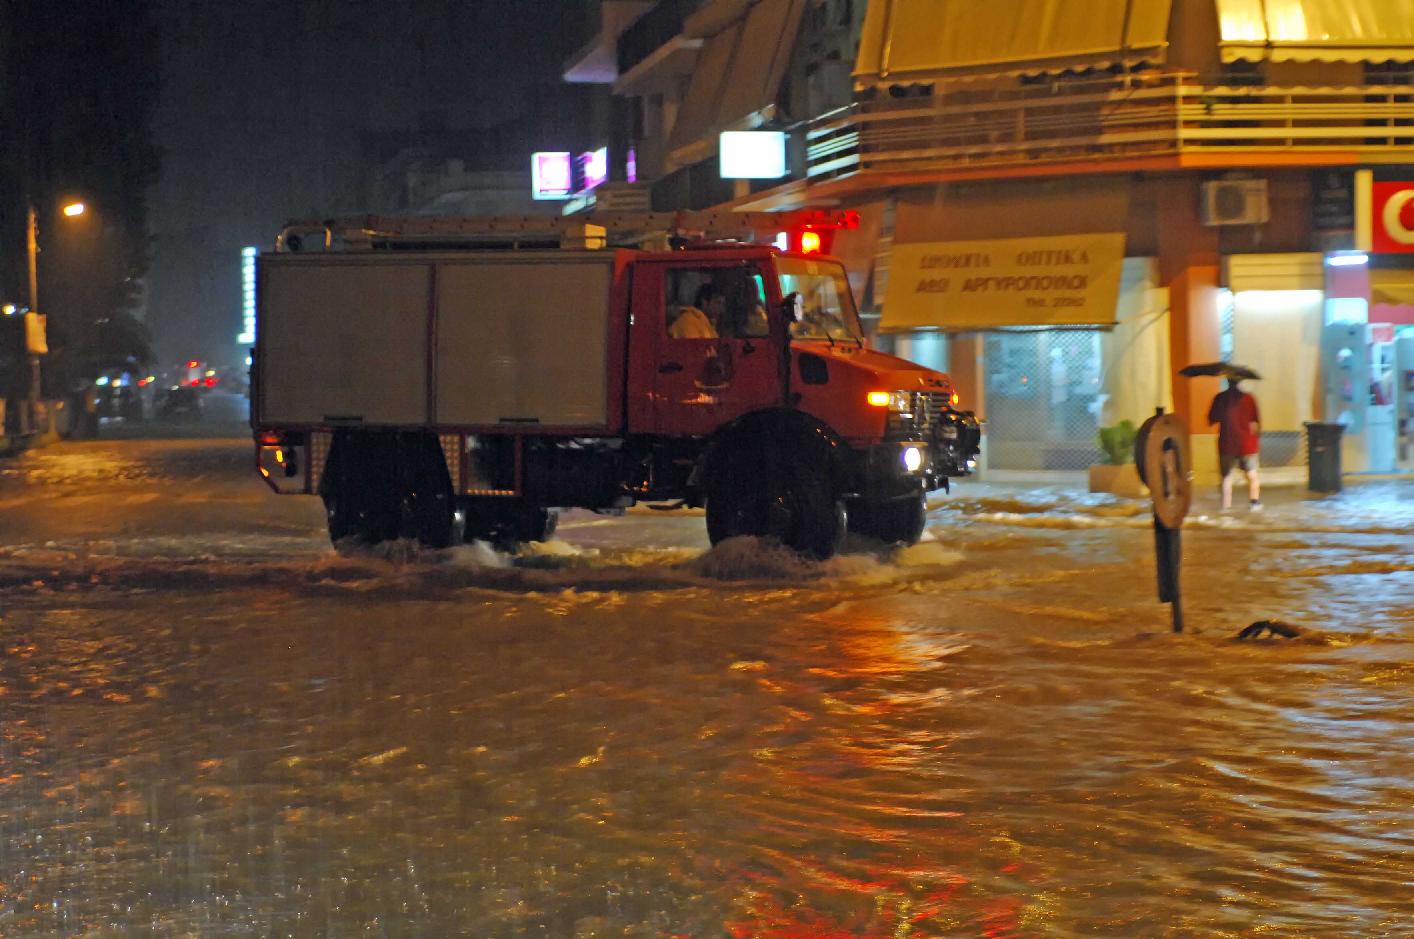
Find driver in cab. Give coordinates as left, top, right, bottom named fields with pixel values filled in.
left=669, top=284, right=726, bottom=339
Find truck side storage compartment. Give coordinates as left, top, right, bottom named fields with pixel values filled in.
left=258, top=250, right=621, bottom=550
left=434, top=257, right=613, bottom=427
left=259, top=259, right=431, bottom=426
left=259, top=252, right=618, bottom=431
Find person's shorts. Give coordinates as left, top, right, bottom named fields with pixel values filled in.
left=1220, top=453, right=1259, bottom=477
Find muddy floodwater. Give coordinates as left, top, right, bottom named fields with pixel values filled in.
left=0, top=437, right=1411, bottom=936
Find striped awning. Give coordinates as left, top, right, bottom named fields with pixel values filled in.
left=666, top=0, right=806, bottom=162
left=1217, top=0, right=1414, bottom=63
left=854, top=0, right=1173, bottom=86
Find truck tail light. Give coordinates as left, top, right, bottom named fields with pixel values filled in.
left=257, top=433, right=308, bottom=493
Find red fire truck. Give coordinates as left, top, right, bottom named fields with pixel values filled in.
left=252, top=212, right=979, bottom=559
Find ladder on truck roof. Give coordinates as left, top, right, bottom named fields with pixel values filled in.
left=275, top=209, right=858, bottom=253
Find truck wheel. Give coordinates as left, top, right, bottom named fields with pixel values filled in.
left=459, top=499, right=557, bottom=549
left=706, top=449, right=847, bottom=560
left=853, top=491, right=928, bottom=546
left=397, top=433, right=456, bottom=549
left=515, top=505, right=558, bottom=543
left=323, top=479, right=400, bottom=546
left=321, top=431, right=452, bottom=549
left=321, top=432, right=401, bottom=546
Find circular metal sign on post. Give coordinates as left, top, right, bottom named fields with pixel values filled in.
left=1135, top=411, right=1192, bottom=529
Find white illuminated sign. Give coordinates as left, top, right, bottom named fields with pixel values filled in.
left=720, top=131, right=787, bottom=179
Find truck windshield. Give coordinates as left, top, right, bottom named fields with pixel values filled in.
left=778, top=258, right=863, bottom=342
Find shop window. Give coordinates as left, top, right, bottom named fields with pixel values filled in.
left=983, top=327, right=1105, bottom=470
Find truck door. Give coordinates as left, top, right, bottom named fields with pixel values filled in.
left=636, top=260, right=782, bottom=436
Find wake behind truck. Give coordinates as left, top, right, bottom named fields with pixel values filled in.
left=252, top=212, right=979, bottom=559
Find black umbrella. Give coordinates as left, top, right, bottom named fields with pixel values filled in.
left=1178, top=361, right=1261, bottom=381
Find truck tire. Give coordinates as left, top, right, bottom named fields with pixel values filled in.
left=851, top=490, right=927, bottom=546
left=706, top=447, right=847, bottom=560
left=460, top=498, right=558, bottom=549
left=399, top=434, right=456, bottom=549
left=321, top=432, right=402, bottom=546
left=321, top=431, right=454, bottom=549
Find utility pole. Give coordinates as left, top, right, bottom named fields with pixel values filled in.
left=26, top=202, right=41, bottom=408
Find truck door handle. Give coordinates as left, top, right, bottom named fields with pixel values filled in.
left=659, top=362, right=684, bottom=374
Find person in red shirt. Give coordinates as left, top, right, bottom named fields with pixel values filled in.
left=1207, top=378, right=1262, bottom=511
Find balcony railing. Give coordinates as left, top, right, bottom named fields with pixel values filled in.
left=806, top=72, right=1414, bottom=180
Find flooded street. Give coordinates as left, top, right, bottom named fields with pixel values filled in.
left=1, top=435, right=1410, bottom=936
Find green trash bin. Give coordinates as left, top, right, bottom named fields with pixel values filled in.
left=1304, top=421, right=1344, bottom=493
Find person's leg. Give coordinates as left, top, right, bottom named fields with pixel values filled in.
left=1219, top=457, right=1235, bottom=510
left=1247, top=455, right=1261, bottom=507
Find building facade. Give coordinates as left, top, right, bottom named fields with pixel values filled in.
left=568, top=0, right=1414, bottom=477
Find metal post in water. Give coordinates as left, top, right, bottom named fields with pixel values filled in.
left=1136, top=408, right=1192, bottom=633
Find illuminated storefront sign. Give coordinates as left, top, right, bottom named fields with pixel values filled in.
left=238, top=246, right=256, bottom=345
left=1371, top=181, right=1414, bottom=252
left=719, top=131, right=787, bottom=179
left=881, top=233, right=1127, bottom=330
left=531, top=152, right=573, bottom=200
left=579, top=148, right=608, bottom=191
left=1356, top=171, right=1414, bottom=254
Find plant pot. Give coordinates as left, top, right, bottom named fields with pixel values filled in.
left=1087, top=463, right=1149, bottom=498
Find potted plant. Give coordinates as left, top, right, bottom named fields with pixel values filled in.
left=1088, top=420, right=1148, bottom=497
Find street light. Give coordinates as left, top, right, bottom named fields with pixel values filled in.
left=24, top=198, right=87, bottom=410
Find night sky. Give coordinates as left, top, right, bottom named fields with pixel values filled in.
left=146, top=0, right=587, bottom=368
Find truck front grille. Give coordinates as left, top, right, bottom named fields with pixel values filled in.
left=887, top=391, right=954, bottom=437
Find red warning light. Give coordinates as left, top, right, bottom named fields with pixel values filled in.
left=799, top=230, right=823, bottom=254
left=186, top=360, right=200, bottom=369
left=204, top=376, right=218, bottom=387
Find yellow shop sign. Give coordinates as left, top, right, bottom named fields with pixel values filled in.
left=881, top=233, right=1127, bottom=330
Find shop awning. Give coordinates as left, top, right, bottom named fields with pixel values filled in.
left=1216, top=0, right=1414, bottom=63
left=666, top=0, right=805, bottom=162
left=1224, top=253, right=1324, bottom=292
left=854, top=0, right=1172, bottom=86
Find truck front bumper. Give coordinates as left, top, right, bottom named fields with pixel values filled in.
left=860, top=409, right=981, bottom=498
left=860, top=441, right=931, bottom=500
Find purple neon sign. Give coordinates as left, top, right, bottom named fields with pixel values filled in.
left=531, top=152, right=572, bottom=200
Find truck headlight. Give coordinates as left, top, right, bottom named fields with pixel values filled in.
left=866, top=390, right=913, bottom=413
left=902, top=446, right=923, bottom=473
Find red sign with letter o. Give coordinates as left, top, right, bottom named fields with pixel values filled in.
left=1372, top=182, right=1414, bottom=253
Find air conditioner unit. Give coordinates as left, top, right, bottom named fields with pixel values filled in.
left=1201, top=179, right=1270, bottom=226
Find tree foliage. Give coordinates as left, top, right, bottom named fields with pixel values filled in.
left=0, top=0, right=162, bottom=391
